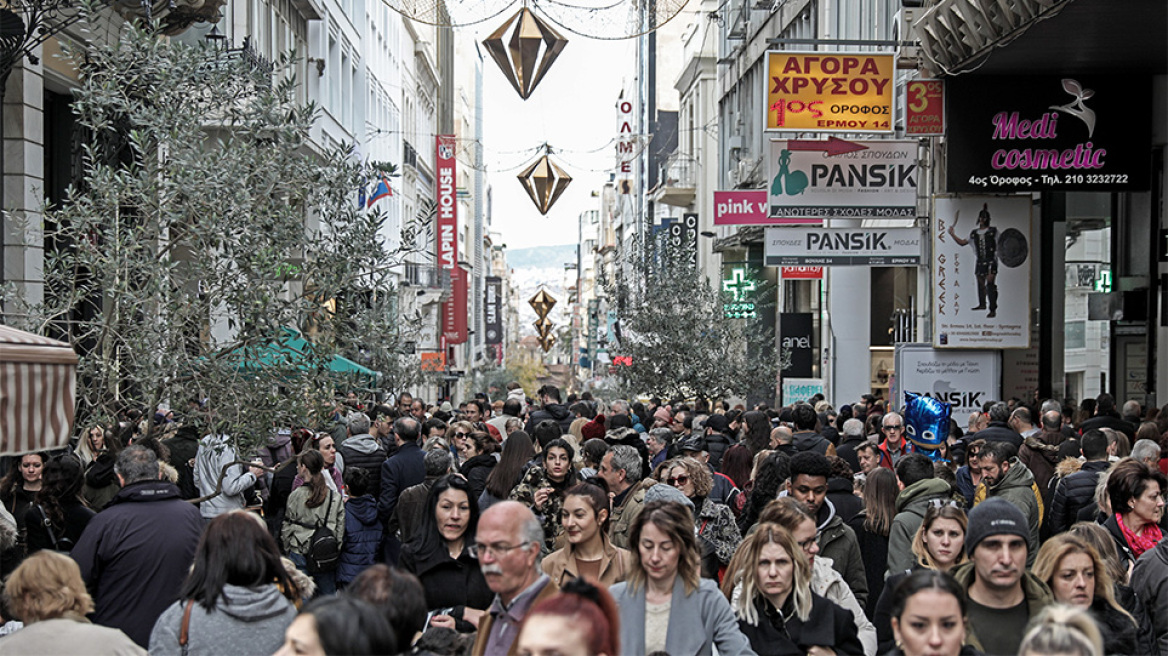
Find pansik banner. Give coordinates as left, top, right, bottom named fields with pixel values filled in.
left=436, top=135, right=466, bottom=344
left=767, top=139, right=917, bottom=221
left=765, top=227, right=922, bottom=267
left=484, top=276, right=503, bottom=345
left=932, top=196, right=1032, bottom=348
left=893, top=344, right=1001, bottom=429
left=765, top=52, right=894, bottom=132
left=946, top=76, right=1151, bottom=192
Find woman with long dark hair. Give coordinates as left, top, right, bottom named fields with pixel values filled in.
left=543, top=482, right=631, bottom=587
left=886, top=570, right=978, bottom=656
left=149, top=511, right=297, bottom=655
left=741, top=410, right=773, bottom=455
left=1, top=451, right=47, bottom=561
left=738, top=452, right=790, bottom=534
left=459, top=430, right=498, bottom=501
left=847, top=466, right=896, bottom=617
left=282, top=449, right=344, bottom=596
left=480, top=430, right=535, bottom=511
left=510, top=437, right=579, bottom=550
left=25, top=454, right=94, bottom=555
left=81, top=429, right=125, bottom=511
left=399, top=473, right=491, bottom=633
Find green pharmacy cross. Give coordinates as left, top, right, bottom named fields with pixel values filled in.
left=722, top=268, right=757, bottom=301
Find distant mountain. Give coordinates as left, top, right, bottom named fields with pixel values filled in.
left=505, top=244, right=578, bottom=271
left=505, top=244, right=578, bottom=336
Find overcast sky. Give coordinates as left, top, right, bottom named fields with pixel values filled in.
left=473, top=20, right=637, bottom=251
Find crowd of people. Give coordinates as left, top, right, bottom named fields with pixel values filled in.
left=0, top=386, right=1166, bottom=655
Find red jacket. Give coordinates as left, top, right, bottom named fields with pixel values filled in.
left=877, top=438, right=916, bottom=470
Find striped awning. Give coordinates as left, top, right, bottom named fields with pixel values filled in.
left=0, top=325, right=78, bottom=456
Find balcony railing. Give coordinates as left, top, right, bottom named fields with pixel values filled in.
left=653, top=152, right=698, bottom=207
left=405, top=262, right=449, bottom=288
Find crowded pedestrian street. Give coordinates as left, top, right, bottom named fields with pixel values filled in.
left=0, top=0, right=1164, bottom=654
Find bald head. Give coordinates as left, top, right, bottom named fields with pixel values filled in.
left=770, top=426, right=792, bottom=447
left=476, top=501, right=544, bottom=604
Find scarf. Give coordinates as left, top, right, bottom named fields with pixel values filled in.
left=1117, top=512, right=1162, bottom=558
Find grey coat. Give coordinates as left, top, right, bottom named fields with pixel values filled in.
left=610, top=576, right=756, bottom=656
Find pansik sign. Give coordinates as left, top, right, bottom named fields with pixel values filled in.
left=436, top=135, right=466, bottom=344
left=485, top=276, right=503, bottom=345
left=893, top=344, right=1001, bottom=429
left=767, top=139, right=917, bottom=220
left=946, top=76, right=1151, bottom=192
left=765, top=227, right=922, bottom=266
left=765, top=52, right=894, bottom=132
left=932, top=196, right=1032, bottom=348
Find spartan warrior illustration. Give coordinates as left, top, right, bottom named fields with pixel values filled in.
left=948, top=203, right=999, bottom=318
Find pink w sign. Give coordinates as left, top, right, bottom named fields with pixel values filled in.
left=713, top=190, right=821, bottom=225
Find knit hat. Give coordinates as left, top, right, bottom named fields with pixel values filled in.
left=653, top=407, right=673, bottom=425
left=581, top=414, right=606, bottom=441
left=644, top=482, right=695, bottom=513
left=965, top=498, right=1029, bottom=556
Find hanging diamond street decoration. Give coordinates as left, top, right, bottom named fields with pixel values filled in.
left=517, top=150, right=572, bottom=215
left=482, top=6, right=568, bottom=100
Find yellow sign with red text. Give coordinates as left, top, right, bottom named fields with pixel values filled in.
left=765, top=52, right=895, bottom=133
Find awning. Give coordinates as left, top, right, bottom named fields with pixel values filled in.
left=228, top=328, right=381, bottom=386
left=0, top=325, right=78, bottom=455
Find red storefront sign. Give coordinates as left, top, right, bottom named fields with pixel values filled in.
left=436, top=135, right=466, bottom=344
left=905, top=79, right=944, bottom=136
left=713, top=190, right=769, bottom=225
left=781, top=266, right=824, bottom=279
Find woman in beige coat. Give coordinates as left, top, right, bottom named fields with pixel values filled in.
left=542, top=481, right=631, bottom=588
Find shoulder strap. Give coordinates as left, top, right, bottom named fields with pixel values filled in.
left=320, top=490, right=333, bottom=527
left=179, top=599, right=195, bottom=656
left=35, top=504, right=59, bottom=549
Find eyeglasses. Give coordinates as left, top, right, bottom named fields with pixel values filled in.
left=797, top=535, right=818, bottom=552
left=455, top=432, right=470, bottom=438
left=968, top=450, right=981, bottom=458
left=667, top=475, right=690, bottom=486
left=883, top=424, right=904, bottom=431
left=468, top=541, right=531, bottom=559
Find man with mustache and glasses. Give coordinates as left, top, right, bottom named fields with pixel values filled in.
left=950, top=498, right=1052, bottom=656
left=471, top=501, right=558, bottom=656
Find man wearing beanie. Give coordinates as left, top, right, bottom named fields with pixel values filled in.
left=950, top=498, right=1052, bottom=655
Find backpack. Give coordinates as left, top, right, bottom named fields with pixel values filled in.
left=296, top=491, right=340, bottom=573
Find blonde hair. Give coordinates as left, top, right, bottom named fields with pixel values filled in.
left=1020, top=604, right=1103, bottom=656
left=665, top=457, right=713, bottom=498
left=910, top=504, right=970, bottom=570
left=721, top=523, right=812, bottom=625
left=4, top=551, right=94, bottom=622
left=1033, top=535, right=1133, bottom=625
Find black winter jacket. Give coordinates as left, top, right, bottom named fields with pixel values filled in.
left=162, top=426, right=201, bottom=499
left=705, top=430, right=733, bottom=469
left=1047, top=460, right=1110, bottom=535
left=738, top=593, right=863, bottom=656
left=525, top=402, right=574, bottom=435
left=460, top=454, right=496, bottom=502
left=400, top=540, right=493, bottom=632
left=835, top=435, right=867, bottom=473
left=338, top=434, right=387, bottom=500
left=70, top=480, right=203, bottom=647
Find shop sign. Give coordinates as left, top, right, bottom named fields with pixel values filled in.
left=436, top=134, right=466, bottom=344
left=782, top=378, right=825, bottom=405
left=765, top=52, right=895, bottom=132
left=946, top=76, right=1150, bottom=192
left=484, top=276, right=502, bottom=345
left=713, top=190, right=769, bottom=225
left=765, top=227, right=922, bottom=267
left=780, top=313, right=815, bottom=378
left=905, top=79, right=944, bottom=136
left=767, top=139, right=917, bottom=221
left=932, top=196, right=1032, bottom=349
left=781, top=266, right=823, bottom=279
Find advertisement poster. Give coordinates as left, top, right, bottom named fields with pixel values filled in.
left=779, top=313, right=814, bottom=378
left=905, top=79, right=944, bottom=136
left=484, top=276, right=503, bottom=345
left=765, top=52, right=894, bottom=132
left=893, top=344, right=1001, bottom=430
left=765, top=227, right=922, bottom=266
left=782, top=378, right=825, bottom=405
left=713, top=190, right=772, bottom=225
left=946, top=76, right=1151, bottom=192
left=767, top=139, right=917, bottom=221
left=932, top=196, right=1032, bottom=348
left=436, top=135, right=466, bottom=344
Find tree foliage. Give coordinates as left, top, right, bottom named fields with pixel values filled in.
left=7, top=14, right=427, bottom=453
left=605, top=238, right=776, bottom=402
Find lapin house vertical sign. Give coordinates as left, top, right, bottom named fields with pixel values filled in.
left=437, top=135, right=467, bottom=344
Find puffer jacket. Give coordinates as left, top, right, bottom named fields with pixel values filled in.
left=705, top=430, right=733, bottom=469
left=194, top=434, right=257, bottom=519
left=1018, top=431, right=1063, bottom=505
left=1129, top=542, right=1168, bottom=654
left=337, top=434, right=386, bottom=500
left=525, top=402, right=574, bottom=435
left=792, top=431, right=834, bottom=456
left=1047, top=459, right=1108, bottom=536
left=337, top=494, right=382, bottom=584
left=887, top=478, right=953, bottom=575
left=460, top=453, right=496, bottom=502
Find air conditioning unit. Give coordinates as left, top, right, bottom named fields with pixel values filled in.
left=895, top=8, right=921, bottom=69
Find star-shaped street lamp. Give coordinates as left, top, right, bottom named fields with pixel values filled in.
left=482, top=6, right=568, bottom=100
left=517, top=148, right=572, bottom=215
